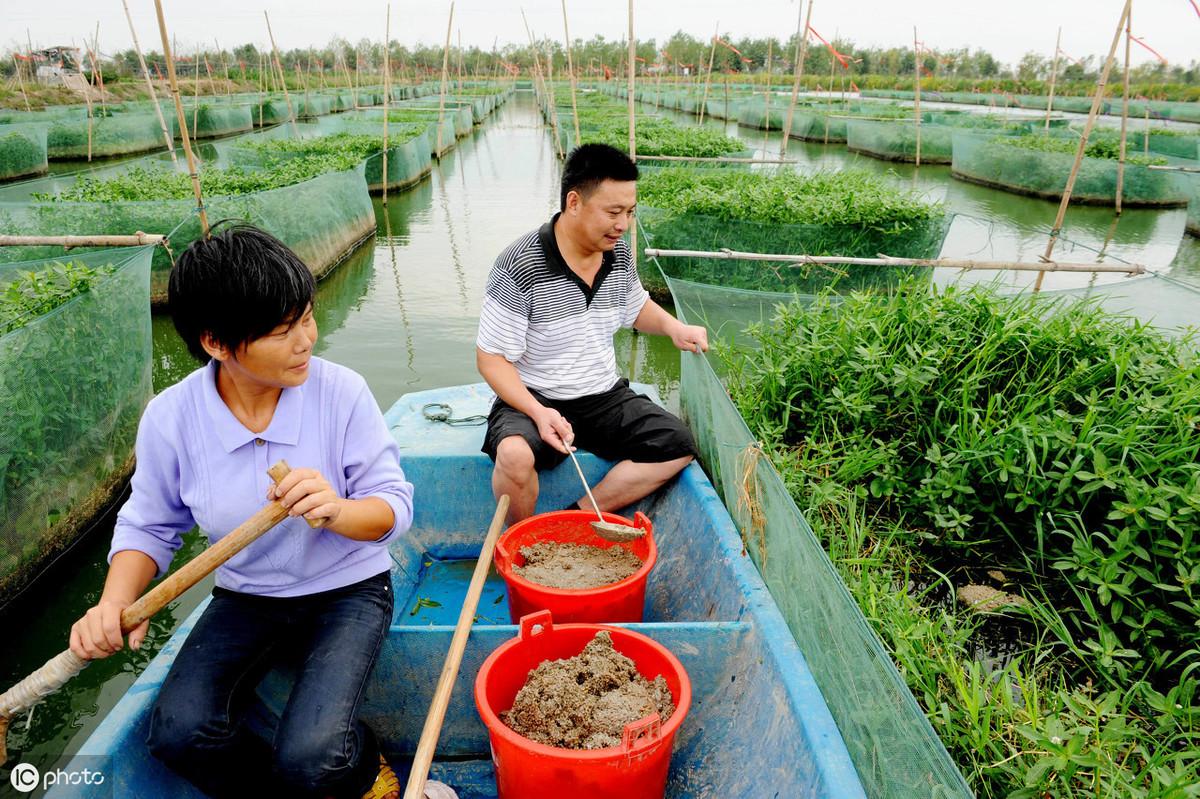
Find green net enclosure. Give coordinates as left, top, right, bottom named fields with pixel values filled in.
left=1033, top=272, right=1200, bottom=335
left=394, top=101, right=475, bottom=139
left=0, top=246, right=152, bottom=604
left=46, top=112, right=165, bottom=159
left=168, top=103, right=255, bottom=139
left=655, top=258, right=975, bottom=799
left=253, top=98, right=295, bottom=126
left=333, top=111, right=458, bottom=157
left=0, top=124, right=48, bottom=181
left=951, top=132, right=1191, bottom=206
left=0, top=166, right=375, bottom=305
left=846, top=119, right=954, bottom=164
left=1184, top=170, right=1200, bottom=237
left=294, top=96, right=334, bottom=118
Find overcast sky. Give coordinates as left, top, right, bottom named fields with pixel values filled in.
left=3, top=1, right=1198, bottom=68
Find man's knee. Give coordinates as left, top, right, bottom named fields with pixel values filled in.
left=495, top=436, right=536, bottom=479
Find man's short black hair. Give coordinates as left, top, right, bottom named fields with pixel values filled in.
left=560, top=143, right=639, bottom=211
left=168, top=223, right=315, bottom=363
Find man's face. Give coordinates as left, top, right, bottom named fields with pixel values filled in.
left=568, top=179, right=637, bottom=253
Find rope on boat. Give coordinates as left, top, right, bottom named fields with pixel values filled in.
left=421, top=402, right=487, bottom=427
left=735, top=442, right=768, bottom=568
left=0, top=649, right=88, bottom=763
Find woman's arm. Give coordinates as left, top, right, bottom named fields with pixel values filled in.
left=69, top=550, right=158, bottom=659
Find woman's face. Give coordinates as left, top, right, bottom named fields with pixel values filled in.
left=219, top=305, right=318, bottom=389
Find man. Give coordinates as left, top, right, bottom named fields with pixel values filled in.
left=476, top=143, right=709, bottom=524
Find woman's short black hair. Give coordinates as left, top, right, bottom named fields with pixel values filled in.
left=560, top=143, right=638, bottom=210
left=168, top=223, right=315, bottom=363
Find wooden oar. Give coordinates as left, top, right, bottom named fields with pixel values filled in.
left=0, top=460, right=300, bottom=764
left=401, top=494, right=510, bottom=799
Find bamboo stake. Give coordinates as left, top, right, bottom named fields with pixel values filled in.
left=81, top=41, right=97, bottom=162
left=913, top=27, right=921, bottom=167
left=1044, top=27, right=1061, bottom=131
left=203, top=55, right=217, bottom=101
left=456, top=30, right=464, bottom=94
left=561, top=0, right=581, bottom=146
left=121, top=0, right=176, bottom=163
left=824, top=43, right=834, bottom=144
left=782, top=0, right=811, bottom=147
left=636, top=154, right=798, bottom=164
left=642, top=248, right=1146, bottom=275
left=399, top=496, right=510, bottom=799
left=383, top=3, right=391, bottom=205
left=1115, top=3, right=1132, bottom=216
left=264, top=11, right=299, bottom=136
left=11, top=55, right=31, bottom=112
left=258, top=51, right=266, bottom=126
left=91, top=24, right=107, bottom=113
left=763, top=39, right=773, bottom=154
left=192, top=47, right=201, bottom=138
left=215, top=39, right=232, bottom=97
left=1034, top=0, right=1131, bottom=292
left=1143, top=106, right=1149, bottom=155
left=436, top=3, right=455, bottom=158
left=698, top=22, right=719, bottom=125
left=0, top=233, right=166, bottom=247
left=152, top=0, right=209, bottom=236
left=627, top=0, right=637, bottom=266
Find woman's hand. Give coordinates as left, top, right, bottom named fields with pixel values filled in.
left=69, top=598, right=149, bottom=660
left=269, top=467, right=342, bottom=528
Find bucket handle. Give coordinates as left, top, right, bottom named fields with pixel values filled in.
left=621, top=713, right=662, bottom=763
left=518, top=610, right=553, bottom=641
left=633, top=511, right=654, bottom=544
left=494, top=538, right=510, bottom=571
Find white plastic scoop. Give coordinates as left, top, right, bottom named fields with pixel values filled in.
left=564, top=446, right=645, bottom=543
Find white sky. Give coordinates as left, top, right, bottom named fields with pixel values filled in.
left=2, top=1, right=1198, bottom=68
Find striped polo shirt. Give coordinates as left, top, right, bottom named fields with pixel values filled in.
left=477, top=213, right=649, bottom=400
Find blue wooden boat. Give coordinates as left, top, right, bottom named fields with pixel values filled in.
left=51, top=383, right=866, bottom=798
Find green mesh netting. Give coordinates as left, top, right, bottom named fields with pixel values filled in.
left=1184, top=171, right=1200, bottom=237
left=294, top=96, right=334, bottom=118
left=637, top=206, right=951, bottom=297
left=0, top=124, right=48, bottom=181
left=395, top=101, right=475, bottom=138
left=1142, top=131, right=1200, bottom=160
left=46, top=112, right=165, bottom=159
left=0, top=246, right=152, bottom=603
left=0, top=167, right=375, bottom=305
left=656, top=257, right=975, bottom=799
left=846, top=119, right=954, bottom=164
left=1034, top=272, right=1200, bottom=335
left=334, top=111, right=458, bottom=156
left=254, top=98, right=296, bottom=126
left=950, top=132, right=1191, bottom=206
left=168, top=103, right=255, bottom=139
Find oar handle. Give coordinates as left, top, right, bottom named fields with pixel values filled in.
left=0, top=460, right=297, bottom=765
left=401, top=494, right=510, bottom=799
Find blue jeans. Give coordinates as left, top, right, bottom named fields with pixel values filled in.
left=147, top=571, right=393, bottom=799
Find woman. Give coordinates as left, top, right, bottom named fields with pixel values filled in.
left=69, top=225, right=453, bottom=799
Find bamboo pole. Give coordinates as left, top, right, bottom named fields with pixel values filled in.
left=203, top=55, right=217, bottom=100
left=383, top=4, right=391, bottom=205
left=913, top=27, right=921, bottom=167
left=399, top=496, right=510, bottom=799
left=1143, top=105, right=1150, bottom=155
left=121, top=0, right=176, bottom=163
left=192, top=47, right=201, bottom=138
left=1115, top=3, right=1132, bottom=216
left=781, top=0, right=813, bottom=147
left=153, top=0, right=209, bottom=237
left=698, top=22, right=719, bottom=125
left=824, top=44, right=834, bottom=144
left=561, top=0, right=581, bottom=146
left=627, top=0, right=637, bottom=265
left=258, top=51, right=266, bottom=126
left=637, top=154, right=798, bottom=164
left=642, top=248, right=1146, bottom=275
left=0, top=233, right=166, bottom=247
left=11, top=55, right=31, bottom=113
left=1034, top=0, right=1131, bottom=292
left=214, top=39, right=232, bottom=97
left=91, top=23, right=107, bottom=113
left=264, top=11, right=299, bottom=136
left=763, top=39, right=773, bottom=154
left=81, top=41, right=96, bottom=162
left=1044, top=27, right=1061, bottom=131
left=436, top=3, right=455, bottom=158
left=456, top=30, right=465, bottom=93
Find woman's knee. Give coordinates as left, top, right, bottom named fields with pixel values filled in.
left=273, top=723, right=373, bottom=792
left=146, top=695, right=233, bottom=763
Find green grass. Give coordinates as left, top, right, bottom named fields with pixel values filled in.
left=723, top=283, right=1200, bottom=796
left=638, top=167, right=942, bottom=226
left=238, top=129, right=427, bottom=159
left=1, top=261, right=113, bottom=335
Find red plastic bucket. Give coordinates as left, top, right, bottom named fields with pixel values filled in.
left=493, top=510, right=656, bottom=623
left=474, top=610, right=691, bottom=799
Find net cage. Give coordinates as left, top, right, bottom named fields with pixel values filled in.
left=0, top=246, right=152, bottom=604
left=45, top=112, right=165, bottom=159
left=643, top=228, right=1200, bottom=799
left=950, top=132, right=1191, bottom=207
left=165, top=103, right=255, bottom=139
left=0, top=124, right=48, bottom=181
left=0, top=166, right=376, bottom=305
left=324, top=111, right=457, bottom=158
left=227, top=125, right=433, bottom=193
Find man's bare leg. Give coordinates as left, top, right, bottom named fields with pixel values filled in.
left=572, top=456, right=692, bottom=514
left=493, top=436, right=539, bottom=525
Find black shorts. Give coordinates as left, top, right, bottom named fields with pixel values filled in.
left=481, top=378, right=697, bottom=471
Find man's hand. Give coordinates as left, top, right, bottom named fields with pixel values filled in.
left=669, top=322, right=709, bottom=353
left=268, top=467, right=342, bottom=527
left=534, top=407, right=575, bottom=454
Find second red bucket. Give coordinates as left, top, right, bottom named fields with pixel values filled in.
left=493, top=509, right=657, bottom=623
